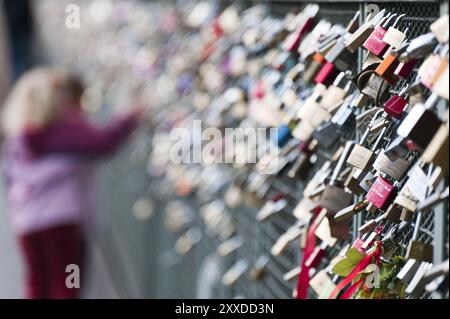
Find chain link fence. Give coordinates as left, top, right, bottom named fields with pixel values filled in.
left=34, top=0, right=448, bottom=299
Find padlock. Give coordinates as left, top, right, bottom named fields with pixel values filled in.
left=320, top=72, right=352, bottom=113
left=366, top=175, right=396, bottom=211
left=334, top=199, right=369, bottom=223
left=318, top=33, right=341, bottom=56
left=358, top=170, right=375, bottom=193
left=360, top=72, right=390, bottom=102
left=395, top=165, right=429, bottom=212
left=421, top=124, right=449, bottom=175
left=274, top=124, right=293, bottom=148
left=271, top=223, right=305, bottom=256
left=399, top=32, right=438, bottom=62
left=372, top=151, right=411, bottom=181
left=394, top=58, right=417, bottom=80
left=285, top=63, right=303, bottom=83
left=358, top=213, right=387, bottom=234
left=385, top=204, right=403, bottom=223
left=298, top=20, right=333, bottom=59
left=418, top=45, right=449, bottom=89
left=292, top=120, right=315, bottom=142
left=400, top=208, right=415, bottom=222
left=384, top=135, right=410, bottom=161
left=297, top=96, right=331, bottom=129
left=330, top=94, right=356, bottom=129
left=344, top=168, right=366, bottom=195
left=325, top=38, right=357, bottom=72
left=314, top=61, right=340, bottom=86
left=362, top=51, right=383, bottom=70
left=430, top=14, right=449, bottom=44
left=320, top=184, right=353, bottom=213
left=424, top=260, right=450, bottom=295
left=328, top=218, right=350, bottom=241
left=363, top=13, right=397, bottom=57
left=287, top=141, right=316, bottom=178
left=303, top=52, right=326, bottom=83
left=222, top=259, right=248, bottom=286
left=400, top=260, right=435, bottom=297
left=282, top=5, right=318, bottom=52
left=383, top=85, right=409, bottom=119
left=347, top=130, right=387, bottom=171
left=382, top=14, right=407, bottom=49
left=405, top=213, right=433, bottom=262
left=346, top=10, right=361, bottom=34
left=313, top=121, right=340, bottom=149
left=319, top=141, right=354, bottom=212
left=375, top=48, right=401, bottom=85
left=346, top=109, right=387, bottom=171
left=309, top=269, right=336, bottom=298
left=396, top=94, right=443, bottom=149
left=344, top=9, right=386, bottom=53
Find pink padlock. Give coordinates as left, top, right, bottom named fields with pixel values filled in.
left=366, top=176, right=395, bottom=210
left=314, top=61, right=339, bottom=86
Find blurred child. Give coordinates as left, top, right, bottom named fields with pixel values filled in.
left=1, top=67, right=143, bottom=299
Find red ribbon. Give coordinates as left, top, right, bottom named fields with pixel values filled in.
left=328, top=241, right=382, bottom=299
left=295, top=207, right=322, bottom=299
left=339, top=278, right=365, bottom=299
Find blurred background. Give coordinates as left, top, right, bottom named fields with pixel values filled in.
left=0, top=0, right=448, bottom=299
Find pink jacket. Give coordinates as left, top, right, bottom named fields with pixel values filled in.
left=2, top=109, right=139, bottom=235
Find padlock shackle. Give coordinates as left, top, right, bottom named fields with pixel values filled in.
left=398, top=84, right=409, bottom=97
left=330, top=140, right=355, bottom=183
left=371, top=126, right=388, bottom=151
left=346, top=10, right=360, bottom=32
left=370, top=9, right=387, bottom=26
left=376, top=12, right=391, bottom=28
left=382, top=13, right=398, bottom=29
left=331, top=72, right=347, bottom=87
left=392, top=13, right=406, bottom=28
left=359, top=108, right=385, bottom=143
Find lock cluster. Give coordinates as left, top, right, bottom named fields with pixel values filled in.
left=34, top=1, right=449, bottom=299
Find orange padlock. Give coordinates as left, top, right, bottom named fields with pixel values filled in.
left=375, top=50, right=399, bottom=85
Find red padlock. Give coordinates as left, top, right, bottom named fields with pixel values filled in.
left=394, top=59, right=418, bottom=80
left=384, top=86, right=408, bottom=119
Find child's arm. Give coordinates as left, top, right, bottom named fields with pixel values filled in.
left=25, top=110, right=141, bottom=157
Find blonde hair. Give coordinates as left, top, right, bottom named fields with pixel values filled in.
left=1, top=67, right=66, bottom=137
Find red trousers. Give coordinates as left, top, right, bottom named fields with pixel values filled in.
left=18, top=224, right=84, bottom=299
